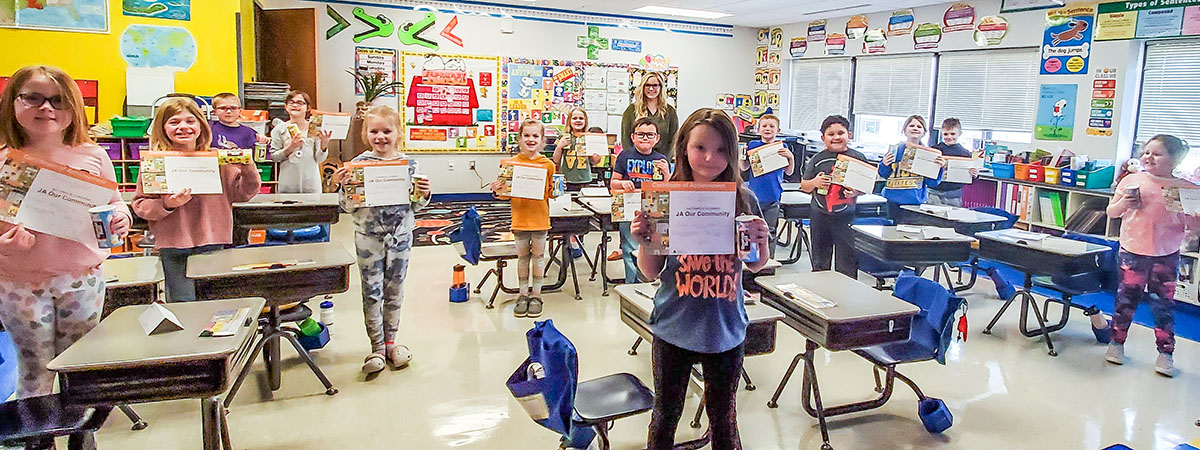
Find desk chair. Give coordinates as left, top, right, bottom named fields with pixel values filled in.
left=0, top=393, right=112, bottom=450
left=476, top=242, right=520, bottom=309
left=853, top=218, right=905, bottom=290
left=573, top=373, right=655, bottom=450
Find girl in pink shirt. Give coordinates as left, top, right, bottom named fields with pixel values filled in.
left=1106, top=134, right=1199, bottom=377
left=0, top=66, right=132, bottom=398
left=132, top=98, right=260, bottom=302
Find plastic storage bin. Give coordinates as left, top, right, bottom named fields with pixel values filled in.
left=1028, top=165, right=1044, bottom=182
left=990, top=162, right=1015, bottom=178
left=1059, top=168, right=1076, bottom=186
left=1014, top=163, right=1032, bottom=180
left=257, top=163, right=273, bottom=182
left=110, top=117, right=151, bottom=138
left=99, top=142, right=122, bottom=160
left=114, top=167, right=124, bottom=184
left=1075, top=165, right=1115, bottom=189
left=127, top=165, right=139, bottom=183
left=1043, top=167, right=1060, bottom=184
left=128, top=142, right=149, bottom=160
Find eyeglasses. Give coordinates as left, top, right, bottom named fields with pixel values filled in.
left=16, top=92, right=66, bottom=110
left=643, top=84, right=662, bottom=89
left=286, top=100, right=308, bottom=106
left=634, top=132, right=658, bottom=139
left=215, top=106, right=242, bottom=112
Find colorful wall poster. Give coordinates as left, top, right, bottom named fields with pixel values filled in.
left=123, top=0, right=190, bottom=21
left=7, top=0, right=108, bottom=32
left=402, top=52, right=500, bottom=152
left=119, top=25, right=197, bottom=70
left=1035, top=84, right=1078, bottom=141
left=1042, top=6, right=1095, bottom=75
left=864, top=28, right=888, bottom=53
left=943, top=3, right=977, bottom=32
left=610, top=38, right=642, bottom=52
left=888, top=9, right=916, bottom=36
left=757, top=27, right=769, bottom=44
left=770, top=27, right=784, bottom=50
left=975, top=15, right=1009, bottom=46
left=1097, top=0, right=1200, bottom=40
left=756, top=45, right=768, bottom=68
left=825, top=33, right=847, bottom=55
left=354, top=47, right=398, bottom=97
left=767, top=69, right=781, bottom=90
left=846, top=15, right=869, bottom=39
left=808, top=20, right=827, bottom=42
left=501, top=59, right=580, bottom=144
left=754, top=69, right=768, bottom=89
left=790, top=37, right=807, bottom=57
left=1087, top=67, right=1118, bottom=137
left=914, top=23, right=943, bottom=49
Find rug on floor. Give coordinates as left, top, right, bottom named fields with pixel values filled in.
left=413, top=200, right=513, bottom=247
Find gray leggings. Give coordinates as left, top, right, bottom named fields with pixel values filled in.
left=159, top=244, right=226, bottom=302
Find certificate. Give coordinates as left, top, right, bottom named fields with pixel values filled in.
left=611, top=190, right=640, bottom=222
left=0, top=150, right=118, bottom=245
left=642, top=181, right=736, bottom=255
left=313, top=111, right=352, bottom=140
left=342, top=159, right=410, bottom=207
left=1164, top=187, right=1200, bottom=215
left=900, top=145, right=943, bottom=179
left=747, top=141, right=789, bottom=177
left=578, top=133, right=610, bottom=157
left=943, top=156, right=982, bottom=184
left=830, top=154, right=877, bottom=193
left=504, top=162, right=548, bottom=200
left=139, top=151, right=223, bottom=195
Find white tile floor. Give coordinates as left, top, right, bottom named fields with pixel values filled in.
left=88, top=217, right=1199, bottom=450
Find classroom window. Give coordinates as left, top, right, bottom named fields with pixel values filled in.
left=787, top=58, right=852, bottom=134
left=933, top=49, right=1039, bottom=136
left=1137, top=38, right=1200, bottom=175
left=852, top=55, right=934, bottom=147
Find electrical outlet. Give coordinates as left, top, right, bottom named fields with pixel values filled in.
left=448, top=161, right=455, bottom=171
left=469, top=160, right=476, bottom=170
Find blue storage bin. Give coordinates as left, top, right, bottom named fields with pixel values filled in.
left=1059, top=168, right=1076, bottom=186
left=989, top=162, right=1015, bottom=178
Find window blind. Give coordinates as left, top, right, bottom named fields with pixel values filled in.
left=788, top=58, right=852, bottom=131
left=934, top=48, right=1039, bottom=132
left=1137, top=39, right=1200, bottom=147
left=852, top=55, right=934, bottom=118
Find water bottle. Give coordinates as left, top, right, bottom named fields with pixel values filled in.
left=319, top=300, right=335, bottom=334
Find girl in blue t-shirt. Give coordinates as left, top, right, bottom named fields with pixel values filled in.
left=878, top=115, right=946, bottom=218
left=631, top=108, right=771, bottom=450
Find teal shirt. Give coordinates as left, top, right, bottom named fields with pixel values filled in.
left=559, top=134, right=593, bottom=184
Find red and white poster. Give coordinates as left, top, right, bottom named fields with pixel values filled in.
left=401, top=52, right=501, bottom=152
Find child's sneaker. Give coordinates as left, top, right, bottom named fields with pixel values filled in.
left=1105, top=343, right=1125, bottom=365
left=1156, top=353, right=1177, bottom=377
left=514, top=295, right=530, bottom=318
left=1086, top=309, right=1112, bottom=344
left=607, top=250, right=622, bottom=261
left=362, top=353, right=386, bottom=374
left=526, top=297, right=543, bottom=318
left=570, top=245, right=584, bottom=259
left=387, top=344, right=412, bottom=369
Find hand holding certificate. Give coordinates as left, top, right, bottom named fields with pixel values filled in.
left=341, top=159, right=411, bottom=207
left=578, top=133, right=610, bottom=157
left=503, top=162, right=549, bottom=200
left=830, top=154, right=877, bottom=193
left=641, top=181, right=736, bottom=255
left=139, top=151, right=223, bottom=195
left=0, top=150, right=119, bottom=245
left=746, top=141, right=789, bottom=177
left=899, top=144, right=943, bottom=179
left=943, top=156, right=982, bottom=184
left=1164, top=187, right=1200, bottom=215
left=611, top=189, right=641, bottom=222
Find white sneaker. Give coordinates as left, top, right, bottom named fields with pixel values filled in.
left=1156, top=353, right=1177, bottom=377
left=1105, top=344, right=1125, bottom=365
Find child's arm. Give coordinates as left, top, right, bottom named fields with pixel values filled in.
left=131, top=183, right=174, bottom=221
left=1106, top=179, right=1135, bottom=219
left=782, top=146, right=796, bottom=176
left=878, top=147, right=897, bottom=178
left=410, top=161, right=431, bottom=212
left=552, top=137, right=567, bottom=170
left=632, top=210, right=666, bottom=280
left=313, top=130, right=331, bottom=162
left=222, top=163, right=262, bottom=203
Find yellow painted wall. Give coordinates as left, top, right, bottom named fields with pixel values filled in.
left=241, top=0, right=256, bottom=82
left=0, top=0, right=254, bottom=121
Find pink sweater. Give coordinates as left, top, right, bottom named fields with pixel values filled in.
left=132, top=163, right=260, bottom=249
left=0, top=145, right=132, bottom=283
left=1108, top=172, right=1200, bottom=256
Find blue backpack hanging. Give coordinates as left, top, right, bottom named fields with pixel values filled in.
left=449, top=206, right=482, bottom=265
left=505, top=320, right=596, bottom=448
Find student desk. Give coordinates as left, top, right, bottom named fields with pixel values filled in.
left=976, top=230, right=1112, bottom=356
left=778, top=192, right=889, bottom=265
left=231, top=193, right=341, bottom=245
left=896, top=205, right=1009, bottom=236
left=574, top=195, right=621, bottom=293
left=756, top=272, right=919, bottom=450
left=102, top=257, right=163, bottom=317
left=851, top=225, right=975, bottom=266
left=615, top=283, right=783, bottom=430
left=48, top=297, right=265, bottom=450
left=538, top=202, right=594, bottom=300
left=186, top=242, right=351, bottom=404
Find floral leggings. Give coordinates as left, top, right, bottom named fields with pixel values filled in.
left=0, top=268, right=104, bottom=398
left=1113, top=250, right=1178, bottom=355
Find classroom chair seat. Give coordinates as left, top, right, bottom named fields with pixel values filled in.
left=0, top=393, right=112, bottom=450
left=476, top=242, right=520, bottom=309
left=573, top=373, right=655, bottom=450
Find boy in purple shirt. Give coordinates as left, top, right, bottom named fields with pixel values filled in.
left=210, top=92, right=265, bottom=149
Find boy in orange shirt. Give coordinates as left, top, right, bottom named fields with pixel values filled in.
left=491, top=119, right=557, bottom=318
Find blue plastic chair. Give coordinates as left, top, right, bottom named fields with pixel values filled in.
left=853, top=274, right=964, bottom=433
left=854, top=217, right=906, bottom=290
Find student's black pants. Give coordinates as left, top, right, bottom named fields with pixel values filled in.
left=648, top=339, right=744, bottom=450
left=809, top=210, right=858, bottom=278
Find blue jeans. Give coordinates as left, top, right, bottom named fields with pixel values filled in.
left=618, top=222, right=642, bottom=284
left=159, top=244, right=226, bottom=302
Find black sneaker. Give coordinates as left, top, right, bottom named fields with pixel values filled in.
left=514, top=295, right=530, bottom=317
left=526, top=297, right=543, bottom=318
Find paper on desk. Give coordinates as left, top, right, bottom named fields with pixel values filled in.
left=510, top=164, right=548, bottom=200
left=945, top=208, right=977, bottom=221
left=830, top=154, right=877, bottom=193
left=900, top=145, right=943, bottom=179
left=580, top=187, right=610, bottom=198
left=943, top=156, right=982, bottom=184
left=139, top=303, right=184, bottom=335
left=995, top=229, right=1047, bottom=241
left=747, top=141, right=788, bottom=177
left=230, top=259, right=315, bottom=271
left=777, top=283, right=836, bottom=308
left=896, top=224, right=923, bottom=234
left=201, top=307, right=250, bottom=337
left=921, top=227, right=958, bottom=240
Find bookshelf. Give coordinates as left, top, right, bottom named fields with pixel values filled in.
left=96, top=136, right=280, bottom=194
left=966, top=175, right=1119, bottom=238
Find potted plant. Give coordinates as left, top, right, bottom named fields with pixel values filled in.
left=347, top=68, right=404, bottom=104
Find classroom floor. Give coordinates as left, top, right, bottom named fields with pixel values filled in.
left=83, top=217, right=1197, bottom=450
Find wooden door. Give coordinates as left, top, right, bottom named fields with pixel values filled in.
left=256, top=7, right=318, bottom=98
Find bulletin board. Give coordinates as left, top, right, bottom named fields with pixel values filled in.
left=401, top=52, right=502, bottom=152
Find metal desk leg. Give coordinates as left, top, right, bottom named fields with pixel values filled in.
left=1018, top=290, right=1058, bottom=356
left=201, top=397, right=222, bottom=450
left=798, top=340, right=833, bottom=450
left=119, top=404, right=149, bottom=430
left=767, top=352, right=804, bottom=408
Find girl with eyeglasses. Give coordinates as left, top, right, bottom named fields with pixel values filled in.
left=0, top=65, right=132, bottom=398
left=620, top=72, right=679, bottom=159
left=270, top=90, right=330, bottom=193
